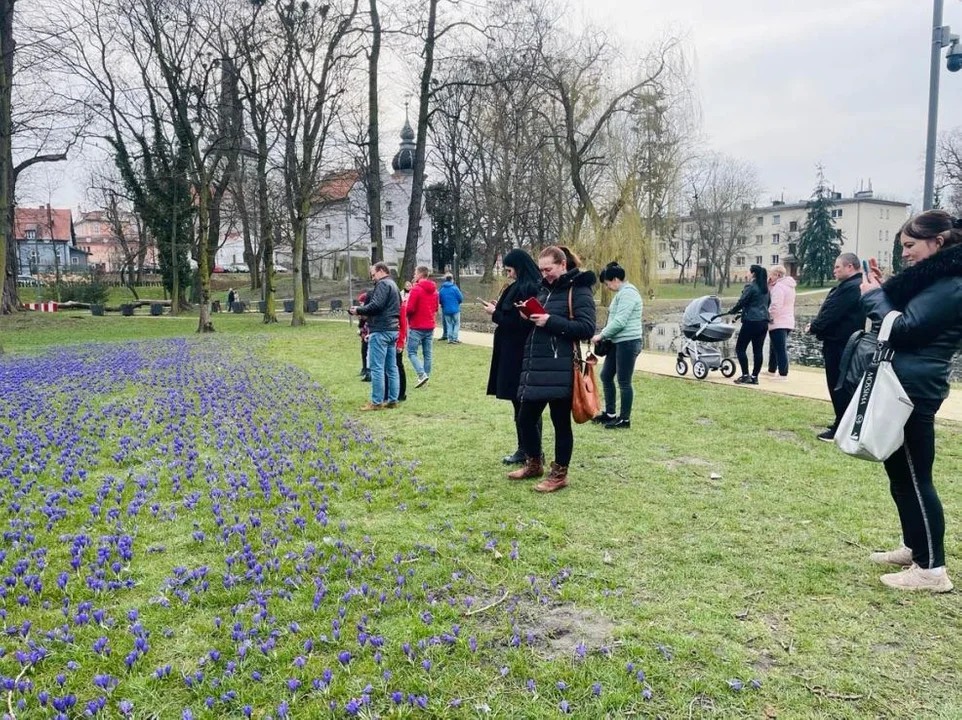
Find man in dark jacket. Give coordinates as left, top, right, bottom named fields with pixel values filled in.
left=351, top=263, right=401, bottom=410
left=807, top=252, right=864, bottom=440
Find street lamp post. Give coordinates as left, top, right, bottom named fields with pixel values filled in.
left=924, top=0, right=960, bottom=210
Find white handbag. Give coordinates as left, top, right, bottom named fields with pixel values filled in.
left=835, top=311, right=915, bottom=462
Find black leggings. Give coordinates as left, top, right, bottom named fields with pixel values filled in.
left=767, top=329, right=791, bottom=376
left=511, top=399, right=541, bottom=451
left=383, top=349, right=406, bottom=400
left=735, top=320, right=768, bottom=377
left=883, top=409, right=945, bottom=568
left=361, top=338, right=369, bottom=372
left=518, top=397, right=573, bottom=466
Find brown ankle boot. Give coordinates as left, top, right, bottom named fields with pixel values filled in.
left=534, top=463, right=568, bottom=492
left=508, top=457, right=544, bottom=480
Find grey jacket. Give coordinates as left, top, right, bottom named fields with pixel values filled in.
left=357, top=277, right=401, bottom=332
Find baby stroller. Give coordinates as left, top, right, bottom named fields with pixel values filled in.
left=675, top=295, right=737, bottom=380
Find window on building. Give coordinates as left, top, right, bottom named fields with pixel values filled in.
left=71, top=257, right=79, bottom=265
left=831, top=209, right=843, bottom=218
left=880, top=208, right=884, bottom=219
left=771, top=254, right=779, bottom=265
left=885, top=230, right=889, bottom=241
left=685, top=223, right=693, bottom=233
left=735, top=256, right=745, bottom=267
left=385, top=225, right=394, bottom=239
left=658, top=260, right=666, bottom=270
left=324, top=224, right=331, bottom=239
left=878, top=229, right=883, bottom=241
left=756, top=216, right=764, bottom=226
left=659, top=242, right=667, bottom=252
left=657, top=327, right=665, bottom=336
left=886, top=208, right=890, bottom=220
left=772, top=215, right=781, bottom=225
left=755, top=234, right=763, bottom=245
left=772, top=233, right=780, bottom=244
left=25, top=229, right=36, bottom=240
left=29, top=250, right=40, bottom=264
left=385, top=201, right=393, bottom=212
left=755, top=255, right=763, bottom=265
left=789, top=220, right=798, bottom=232
left=737, top=237, right=746, bottom=246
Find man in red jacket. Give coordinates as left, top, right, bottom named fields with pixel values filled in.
left=406, top=265, right=439, bottom=387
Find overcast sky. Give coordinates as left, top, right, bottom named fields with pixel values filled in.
left=30, top=0, right=962, bottom=213
left=576, top=0, right=962, bottom=208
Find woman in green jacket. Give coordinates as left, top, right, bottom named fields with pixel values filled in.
left=590, top=262, right=644, bottom=429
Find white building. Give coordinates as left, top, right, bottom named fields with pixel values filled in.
left=304, top=121, right=433, bottom=279
left=656, top=189, right=911, bottom=282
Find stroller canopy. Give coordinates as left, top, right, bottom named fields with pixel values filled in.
left=682, top=295, right=723, bottom=329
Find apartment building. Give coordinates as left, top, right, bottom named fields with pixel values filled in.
left=656, top=189, right=911, bottom=282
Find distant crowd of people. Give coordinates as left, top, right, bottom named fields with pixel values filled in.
left=348, top=209, right=962, bottom=593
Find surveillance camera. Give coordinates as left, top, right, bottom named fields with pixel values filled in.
left=948, top=42, right=962, bottom=72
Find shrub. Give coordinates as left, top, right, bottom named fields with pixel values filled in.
left=43, top=280, right=110, bottom=305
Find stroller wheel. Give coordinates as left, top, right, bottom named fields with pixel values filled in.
left=692, top=360, right=709, bottom=380
left=675, top=359, right=688, bottom=376
left=720, top=358, right=737, bottom=378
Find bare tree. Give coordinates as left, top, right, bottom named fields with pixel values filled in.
left=686, top=153, right=760, bottom=294
left=275, top=0, right=361, bottom=327
left=365, top=0, right=383, bottom=263
left=2, top=0, right=88, bottom=314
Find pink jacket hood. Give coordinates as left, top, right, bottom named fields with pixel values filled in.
left=768, top=276, right=796, bottom=330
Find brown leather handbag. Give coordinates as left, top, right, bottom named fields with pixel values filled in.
left=568, top=288, right=600, bottom=423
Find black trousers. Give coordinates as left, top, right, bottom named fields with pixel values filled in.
left=883, top=409, right=945, bottom=568
left=822, top=341, right=846, bottom=430
left=361, top=338, right=369, bottom=373
left=383, top=349, right=407, bottom=400
left=766, top=329, right=791, bottom=376
left=518, top=397, right=573, bottom=467
left=735, top=320, right=768, bottom=377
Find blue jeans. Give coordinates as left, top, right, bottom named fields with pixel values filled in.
left=407, top=328, right=433, bottom=377
left=443, top=313, right=460, bottom=342
left=600, top=339, right=642, bottom=419
left=368, top=331, right=399, bottom=404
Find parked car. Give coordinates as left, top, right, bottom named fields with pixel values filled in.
left=212, top=265, right=227, bottom=273
left=17, top=275, right=44, bottom=287
left=228, top=263, right=250, bottom=273
left=273, top=265, right=289, bottom=273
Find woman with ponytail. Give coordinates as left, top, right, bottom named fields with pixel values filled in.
left=857, top=209, right=962, bottom=592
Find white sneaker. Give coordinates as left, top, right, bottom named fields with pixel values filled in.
left=880, top=564, right=953, bottom=593
left=416, top=374, right=429, bottom=388
left=870, top=546, right=913, bottom=566
left=770, top=375, right=788, bottom=382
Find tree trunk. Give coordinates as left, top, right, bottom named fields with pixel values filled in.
left=399, top=0, right=437, bottom=282
left=0, top=0, right=17, bottom=315
left=196, top=186, right=214, bottom=333
left=257, top=138, right=276, bottom=324
left=291, top=205, right=307, bottom=327
left=367, top=0, right=383, bottom=263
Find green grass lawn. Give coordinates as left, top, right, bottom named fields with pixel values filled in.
left=2, top=311, right=962, bottom=718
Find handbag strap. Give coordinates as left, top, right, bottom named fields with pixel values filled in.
left=568, top=287, right=582, bottom=363
left=873, top=311, right=901, bottom=363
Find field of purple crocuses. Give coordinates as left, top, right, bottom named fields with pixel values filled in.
left=1, top=339, right=688, bottom=718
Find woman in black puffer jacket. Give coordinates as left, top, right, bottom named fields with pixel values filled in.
left=510, top=246, right=597, bottom=493
left=856, top=210, right=962, bottom=593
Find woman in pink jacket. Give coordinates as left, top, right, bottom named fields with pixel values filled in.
left=766, top=265, right=796, bottom=380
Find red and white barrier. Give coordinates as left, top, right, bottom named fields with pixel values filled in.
left=25, top=302, right=59, bottom=312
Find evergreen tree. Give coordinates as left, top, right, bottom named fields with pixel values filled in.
left=891, top=232, right=903, bottom=273
left=797, top=173, right=842, bottom=286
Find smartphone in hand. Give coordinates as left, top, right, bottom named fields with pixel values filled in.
left=518, top=297, right=547, bottom=317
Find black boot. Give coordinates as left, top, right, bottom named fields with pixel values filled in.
left=502, top=449, right=526, bottom=465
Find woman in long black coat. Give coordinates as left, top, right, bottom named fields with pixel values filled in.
left=483, top=249, right=543, bottom=464
left=509, top=245, right=596, bottom=493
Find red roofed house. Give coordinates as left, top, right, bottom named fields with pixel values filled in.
left=74, top=209, right=157, bottom=274
left=15, top=206, right=89, bottom=276
left=298, top=121, right=434, bottom=279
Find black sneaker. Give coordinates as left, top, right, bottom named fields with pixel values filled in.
left=591, top=412, right=617, bottom=424
left=361, top=373, right=371, bottom=383
left=604, top=418, right=630, bottom=430
left=817, top=429, right=835, bottom=442
left=733, top=375, right=751, bottom=384
left=749, top=375, right=759, bottom=385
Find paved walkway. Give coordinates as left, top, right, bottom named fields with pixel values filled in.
left=451, top=329, right=962, bottom=424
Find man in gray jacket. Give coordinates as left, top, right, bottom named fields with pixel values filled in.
left=350, top=262, right=401, bottom=410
